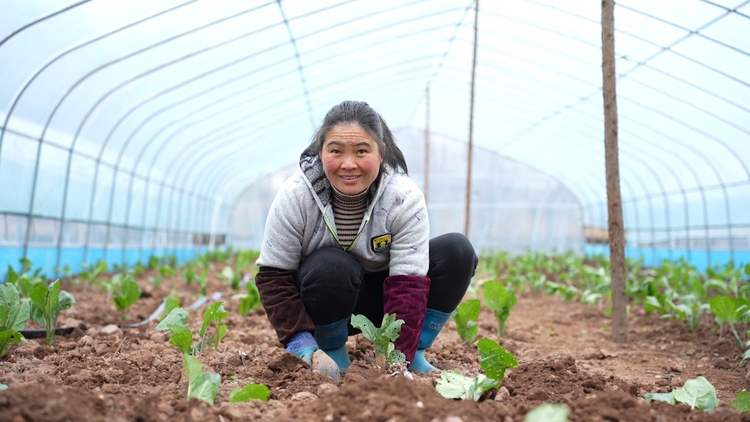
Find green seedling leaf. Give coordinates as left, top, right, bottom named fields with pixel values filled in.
left=710, top=296, right=738, bottom=324
left=155, top=308, right=193, bottom=354
left=1, top=283, right=30, bottom=332
left=351, top=313, right=404, bottom=363
left=233, top=283, right=261, bottom=316
left=167, top=323, right=193, bottom=354
left=435, top=370, right=499, bottom=401
left=483, top=280, right=516, bottom=337
left=156, top=307, right=189, bottom=331
left=741, top=350, right=750, bottom=368
left=477, top=338, right=518, bottom=381
left=28, top=280, right=75, bottom=344
left=164, top=295, right=180, bottom=318
left=229, top=383, right=271, bottom=403
left=730, top=391, right=750, bottom=412
left=184, top=354, right=220, bottom=404
left=645, top=376, right=718, bottom=412
left=0, top=329, right=25, bottom=358
left=200, top=302, right=229, bottom=349
left=524, top=403, right=569, bottom=422
left=113, top=275, right=141, bottom=321
left=454, top=299, right=480, bottom=344
left=645, top=391, right=675, bottom=404
left=200, top=302, right=223, bottom=337
left=0, top=383, right=7, bottom=390
left=673, top=376, right=718, bottom=411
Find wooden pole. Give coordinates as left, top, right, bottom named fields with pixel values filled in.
left=424, top=86, right=430, bottom=207
left=601, top=0, right=628, bottom=343
left=464, top=0, right=478, bottom=238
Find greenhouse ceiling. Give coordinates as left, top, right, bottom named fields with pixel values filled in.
left=1, top=0, right=749, bottom=272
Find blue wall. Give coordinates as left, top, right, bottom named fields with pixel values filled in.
left=584, top=245, right=750, bottom=273
left=1, top=246, right=208, bottom=281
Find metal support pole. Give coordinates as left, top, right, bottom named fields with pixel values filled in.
left=464, top=0, right=478, bottom=238
left=424, top=86, right=430, bottom=207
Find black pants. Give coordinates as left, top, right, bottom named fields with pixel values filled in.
left=295, top=232, right=477, bottom=333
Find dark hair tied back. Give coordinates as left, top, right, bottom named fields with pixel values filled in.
left=303, top=100, right=408, bottom=174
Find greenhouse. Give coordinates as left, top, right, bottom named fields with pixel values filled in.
left=1, top=1, right=749, bottom=421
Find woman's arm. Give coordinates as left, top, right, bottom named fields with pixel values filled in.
left=382, top=178, right=431, bottom=363
left=256, top=177, right=312, bottom=344
left=255, top=267, right=314, bottom=344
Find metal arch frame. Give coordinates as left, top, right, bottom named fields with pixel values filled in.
left=120, top=23, right=449, bottom=191
left=143, top=67, right=434, bottom=260
left=1, top=0, right=744, bottom=266
left=138, top=0, right=744, bottom=264
left=26, top=0, right=440, bottom=260
left=276, top=0, right=315, bottom=129
left=114, top=26, right=464, bottom=247
left=0, top=0, right=200, bottom=174
left=434, top=45, right=679, bottom=256
left=8, top=1, right=219, bottom=263
left=0, top=1, right=92, bottom=49
left=455, top=16, right=745, bottom=264
left=432, top=46, right=707, bottom=264
left=165, top=70, right=439, bottom=249
left=144, top=61, right=432, bottom=246
left=65, top=2, right=465, bottom=263
left=1, top=1, right=203, bottom=262
left=188, top=71, right=450, bottom=209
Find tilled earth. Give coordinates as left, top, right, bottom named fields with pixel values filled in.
left=1, top=266, right=749, bottom=422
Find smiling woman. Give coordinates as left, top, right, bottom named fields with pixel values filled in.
left=254, top=100, right=478, bottom=378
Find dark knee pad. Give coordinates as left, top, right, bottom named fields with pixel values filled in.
left=427, top=233, right=478, bottom=312
left=297, top=247, right=364, bottom=324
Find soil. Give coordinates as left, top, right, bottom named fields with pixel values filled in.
left=1, top=265, right=749, bottom=422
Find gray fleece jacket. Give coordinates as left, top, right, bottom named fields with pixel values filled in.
left=257, top=153, right=429, bottom=276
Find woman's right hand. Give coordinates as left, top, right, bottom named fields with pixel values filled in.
left=285, top=331, right=319, bottom=364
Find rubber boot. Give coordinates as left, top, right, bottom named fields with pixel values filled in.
left=409, top=308, right=452, bottom=374
left=314, top=318, right=351, bottom=374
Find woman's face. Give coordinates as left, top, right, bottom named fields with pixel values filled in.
left=320, top=123, right=384, bottom=195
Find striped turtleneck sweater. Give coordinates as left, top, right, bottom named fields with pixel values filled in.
left=332, top=186, right=368, bottom=249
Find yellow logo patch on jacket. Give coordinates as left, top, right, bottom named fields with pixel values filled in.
left=371, top=233, right=391, bottom=253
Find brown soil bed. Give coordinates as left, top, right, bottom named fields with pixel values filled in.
left=1, top=267, right=749, bottom=422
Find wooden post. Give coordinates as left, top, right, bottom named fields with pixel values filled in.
left=601, top=0, right=628, bottom=343
left=464, top=0, right=478, bottom=238
left=424, top=86, right=430, bottom=207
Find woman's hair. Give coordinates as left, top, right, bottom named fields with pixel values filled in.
left=303, top=100, right=409, bottom=174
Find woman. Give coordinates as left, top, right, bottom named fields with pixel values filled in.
left=255, top=100, right=477, bottom=378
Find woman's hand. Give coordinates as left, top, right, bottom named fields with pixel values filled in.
left=285, top=331, right=318, bottom=363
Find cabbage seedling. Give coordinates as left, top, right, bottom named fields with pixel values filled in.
left=454, top=299, right=480, bottom=344
left=28, top=279, right=75, bottom=344
left=113, top=275, right=141, bottom=322
left=524, top=403, right=569, bottom=422
left=155, top=307, right=221, bottom=403
left=199, top=302, right=229, bottom=350
left=350, top=313, right=405, bottom=364
left=483, top=280, right=516, bottom=337
left=0, top=283, right=30, bottom=357
left=435, top=338, right=517, bottom=401
left=477, top=338, right=518, bottom=380
left=229, top=383, right=271, bottom=403
left=730, top=391, right=750, bottom=413
left=645, top=376, right=718, bottom=411
left=184, top=354, right=221, bottom=404
left=233, top=283, right=261, bottom=316
left=435, top=371, right=499, bottom=401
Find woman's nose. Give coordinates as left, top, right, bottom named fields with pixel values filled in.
left=341, top=154, right=357, bottom=168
